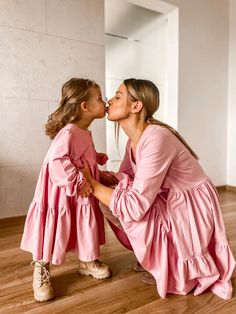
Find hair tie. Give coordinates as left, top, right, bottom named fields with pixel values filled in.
left=147, top=116, right=154, bottom=123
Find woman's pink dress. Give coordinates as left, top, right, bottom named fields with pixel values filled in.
left=109, top=125, right=235, bottom=299
left=21, top=123, right=105, bottom=265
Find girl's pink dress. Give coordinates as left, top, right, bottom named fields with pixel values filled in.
left=109, top=125, right=235, bottom=299
left=21, top=123, right=105, bottom=265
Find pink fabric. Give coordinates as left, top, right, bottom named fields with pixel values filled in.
left=21, top=124, right=105, bottom=264
left=109, top=125, right=235, bottom=299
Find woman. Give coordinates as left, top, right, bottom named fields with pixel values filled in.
left=82, top=78, right=235, bottom=299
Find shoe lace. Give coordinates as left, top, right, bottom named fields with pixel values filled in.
left=94, top=259, right=102, bottom=269
left=31, top=261, right=51, bottom=286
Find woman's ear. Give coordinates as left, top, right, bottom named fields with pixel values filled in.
left=131, top=100, right=143, bottom=113
left=80, top=101, right=89, bottom=112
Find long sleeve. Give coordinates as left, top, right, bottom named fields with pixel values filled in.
left=109, top=129, right=176, bottom=222
left=48, top=129, right=86, bottom=197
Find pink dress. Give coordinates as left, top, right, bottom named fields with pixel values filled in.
left=21, top=123, right=105, bottom=265
left=109, top=125, right=235, bottom=299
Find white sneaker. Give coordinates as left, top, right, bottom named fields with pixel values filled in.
left=78, top=260, right=112, bottom=279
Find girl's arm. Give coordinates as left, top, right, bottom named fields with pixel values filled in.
left=48, top=129, right=87, bottom=197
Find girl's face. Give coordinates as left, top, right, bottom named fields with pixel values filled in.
left=107, top=83, right=131, bottom=121
left=87, top=87, right=106, bottom=119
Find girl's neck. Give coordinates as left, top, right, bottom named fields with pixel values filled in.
left=120, top=118, right=148, bottom=147
left=73, top=118, right=93, bottom=130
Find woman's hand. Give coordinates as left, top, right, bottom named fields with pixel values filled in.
left=81, top=160, right=114, bottom=207
left=96, top=152, right=108, bottom=165
left=78, top=181, right=93, bottom=198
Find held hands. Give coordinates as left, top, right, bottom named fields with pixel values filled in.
left=81, top=160, right=93, bottom=183
left=78, top=181, right=93, bottom=198
left=78, top=161, right=93, bottom=198
left=96, top=152, right=108, bottom=165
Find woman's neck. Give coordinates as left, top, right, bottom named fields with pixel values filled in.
left=120, top=118, right=148, bottom=147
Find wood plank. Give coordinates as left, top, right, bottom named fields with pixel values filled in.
left=0, top=190, right=235, bottom=313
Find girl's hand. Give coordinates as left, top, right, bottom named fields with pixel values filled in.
left=99, top=170, right=119, bottom=186
left=81, top=160, right=93, bottom=183
left=78, top=181, right=93, bottom=198
left=96, top=152, right=108, bottom=165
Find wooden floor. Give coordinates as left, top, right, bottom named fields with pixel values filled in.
left=0, top=190, right=236, bottom=314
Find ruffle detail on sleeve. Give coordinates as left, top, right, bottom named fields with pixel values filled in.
left=66, top=169, right=86, bottom=197
left=49, top=160, right=86, bottom=197
left=109, top=173, right=130, bottom=218
left=109, top=174, right=149, bottom=222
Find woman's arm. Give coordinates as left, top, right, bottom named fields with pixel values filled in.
left=109, top=129, right=176, bottom=222
left=83, top=129, right=176, bottom=222
left=90, top=177, right=114, bottom=207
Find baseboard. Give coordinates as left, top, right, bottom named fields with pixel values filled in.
left=0, top=215, right=26, bottom=225
left=216, top=185, right=236, bottom=192
left=216, top=185, right=227, bottom=192
left=225, top=185, right=236, bottom=192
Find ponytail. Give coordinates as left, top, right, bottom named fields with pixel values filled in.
left=147, top=117, right=198, bottom=159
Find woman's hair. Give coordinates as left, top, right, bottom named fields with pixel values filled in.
left=45, top=78, right=99, bottom=139
left=123, top=78, right=198, bottom=159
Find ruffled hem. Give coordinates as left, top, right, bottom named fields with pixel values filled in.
left=154, top=243, right=235, bottom=299
left=178, top=252, right=219, bottom=280
left=21, top=200, right=105, bottom=265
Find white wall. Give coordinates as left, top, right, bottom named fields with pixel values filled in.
left=106, top=0, right=230, bottom=185
left=161, top=0, right=229, bottom=185
left=105, top=0, right=169, bottom=170
left=0, top=0, right=105, bottom=218
left=227, top=0, right=236, bottom=186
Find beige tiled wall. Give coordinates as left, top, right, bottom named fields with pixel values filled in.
left=227, top=0, right=236, bottom=186
left=0, top=0, right=105, bottom=218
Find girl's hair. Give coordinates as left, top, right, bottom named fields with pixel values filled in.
left=45, top=78, right=99, bottom=139
left=123, top=78, right=198, bottom=159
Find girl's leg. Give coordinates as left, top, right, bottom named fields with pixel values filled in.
left=78, top=259, right=112, bottom=279
left=32, top=260, right=55, bottom=302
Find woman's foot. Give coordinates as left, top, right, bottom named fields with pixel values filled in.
left=141, top=272, right=156, bottom=285
left=133, top=261, right=145, bottom=272
left=32, top=260, right=55, bottom=302
left=78, top=259, right=112, bottom=279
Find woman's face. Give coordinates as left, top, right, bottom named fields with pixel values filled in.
left=87, top=87, right=106, bottom=119
left=107, top=83, right=131, bottom=121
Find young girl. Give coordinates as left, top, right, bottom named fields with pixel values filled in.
left=21, top=78, right=111, bottom=302
left=82, top=78, right=235, bottom=300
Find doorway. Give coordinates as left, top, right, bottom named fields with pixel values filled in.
left=105, top=0, right=178, bottom=171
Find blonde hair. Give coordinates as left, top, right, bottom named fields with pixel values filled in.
left=123, top=78, right=198, bottom=159
left=45, top=78, right=99, bottom=139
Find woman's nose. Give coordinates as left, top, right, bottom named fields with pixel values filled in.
left=107, top=98, right=113, bottom=105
